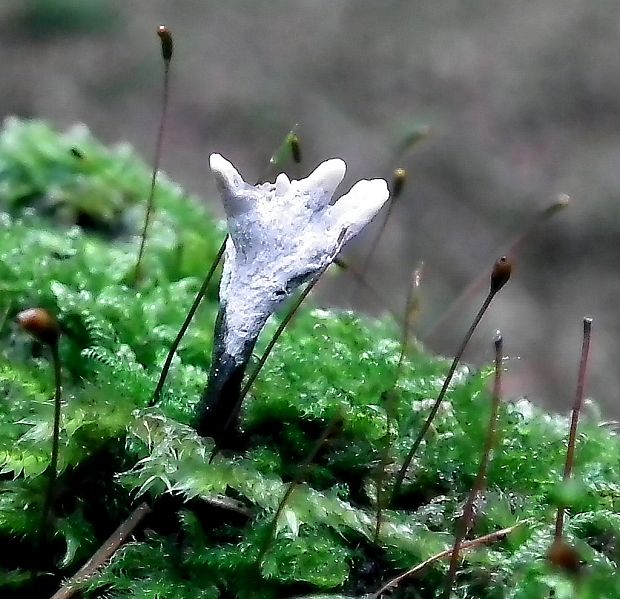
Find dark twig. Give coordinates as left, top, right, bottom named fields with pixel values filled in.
left=132, top=26, right=173, bottom=286
left=443, top=331, right=504, bottom=598
left=554, top=317, right=593, bottom=543
left=50, top=503, right=151, bottom=599
left=390, top=257, right=511, bottom=503
left=370, top=522, right=525, bottom=599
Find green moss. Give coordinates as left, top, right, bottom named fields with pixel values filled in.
left=0, top=119, right=618, bottom=598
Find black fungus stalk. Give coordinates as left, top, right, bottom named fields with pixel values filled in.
left=132, top=25, right=173, bottom=286
left=390, top=256, right=512, bottom=503
left=205, top=231, right=347, bottom=457
left=196, top=304, right=257, bottom=442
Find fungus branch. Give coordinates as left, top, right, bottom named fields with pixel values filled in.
left=152, top=128, right=301, bottom=404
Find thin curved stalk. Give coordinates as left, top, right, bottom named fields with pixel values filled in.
left=150, top=237, right=226, bottom=405
left=50, top=503, right=151, bottom=599
left=370, top=522, right=524, bottom=599
left=374, top=265, right=422, bottom=542
left=554, top=317, right=592, bottom=543
left=390, top=256, right=511, bottom=503
left=132, top=50, right=171, bottom=286
left=443, top=332, right=503, bottom=598
left=40, top=342, right=62, bottom=547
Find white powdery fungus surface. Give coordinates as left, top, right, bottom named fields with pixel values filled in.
left=209, top=153, right=390, bottom=362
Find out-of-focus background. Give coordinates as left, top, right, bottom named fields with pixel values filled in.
left=1, top=0, right=619, bottom=416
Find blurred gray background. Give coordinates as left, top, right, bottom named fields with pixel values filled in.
left=1, top=0, right=619, bottom=417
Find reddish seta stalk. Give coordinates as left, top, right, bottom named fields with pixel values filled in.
left=443, top=331, right=504, bottom=598
left=390, top=256, right=512, bottom=503
left=554, top=317, right=592, bottom=541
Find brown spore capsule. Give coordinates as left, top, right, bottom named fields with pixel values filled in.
left=288, top=133, right=302, bottom=164
left=490, top=256, right=512, bottom=294
left=391, top=168, right=407, bottom=199
left=17, top=308, right=60, bottom=346
left=157, top=25, right=173, bottom=62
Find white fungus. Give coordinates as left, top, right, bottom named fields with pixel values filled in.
left=209, top=153, right=390, bottom=364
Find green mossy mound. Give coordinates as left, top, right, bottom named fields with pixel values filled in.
left=0, top=119, right=618, bottom=598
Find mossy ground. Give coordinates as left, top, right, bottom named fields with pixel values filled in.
left=0, top=119, right=618, bottom=598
